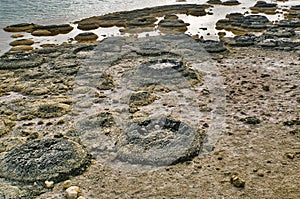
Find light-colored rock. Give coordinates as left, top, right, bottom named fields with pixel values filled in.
left=77, top=197, right=86, bottom=199
left=230, top=175, right=245, bottom=188
left=65, top=186, right=80, bottom=199
left=63, top=180, right=72, bottom=189
left=45, top=180, right=54, bottom=188
left=10, top=45, right=34, bottom=52
left=11, top=34, right=24, bottom=38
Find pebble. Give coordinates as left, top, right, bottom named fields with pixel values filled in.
left=286, top=153, right=295, bottom=159
left=65, top=186, right=80, bottom=199
left=63, top=180, right=72, bottom=189
left=230, top=175, right=245, bottom=188
left=45, top=180, right=54, bottom=188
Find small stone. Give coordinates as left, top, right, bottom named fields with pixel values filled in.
left=65, top=186, right=80, bottom=199
left=286, top=153, right=295, bottom=159
left=63, top=180, right=72, bottom=189
left=230, top=175, right=245, bottom=188
left=45, top=180, right=54, bottom=188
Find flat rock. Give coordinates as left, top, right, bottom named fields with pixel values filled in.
left=4, top=23, right=37, bottom=32
left=10, top=45, right=34, bottom=52
left=0, top=138, right=91, bottom=182
left=116, top=117, right=202, bottom=166
left=9, top=39, right=34, bottom=46
left=75, top=32, right=99, bottom=43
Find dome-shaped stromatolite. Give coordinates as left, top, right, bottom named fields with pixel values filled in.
left=116, top=117, right=203, bottom=166
left=75, top=32, right=99, bottom=43
left=0, top=138, right=91, bottom=182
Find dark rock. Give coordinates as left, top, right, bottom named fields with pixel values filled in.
left=158, top=15, right=189, bottom=33
left=241, top=116, right=261, bottom=125
left=250, top=1, right=277, bottom=14
left=126, top=16, right=157, bottom=27
left=32, top=24, right=73, bottom=36
left=0, top=52, right=44, bottom=70
left=277, top=20, right=300, bottom=28
left=263, top=27, right=296, bottom=38
left=187, top=8, right=206, bottom=16
left=207, top=0, right=222, bottom=5
left=0, top=138, right=91, bottom=182
left=76, top=4, right=209, bottom=29
left=77, top=23, right=99, bottom=31
left=129, top=91, right=157, bottom=107
left=284, top=119, right=300, bottom=126
left=222, top=0, right=241, bottom=6
left=216, top=13, right=270, bottom=32
left=199, top=40, right=228, bottom=53
left=116, top=117, right=203, bottom=166
left=4, top=23, right=37, bottom=32
left=75, top=32, right=98, bottom=43
left=222, top=34, right=258, bottom=47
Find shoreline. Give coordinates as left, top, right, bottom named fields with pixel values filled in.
left=1, top=1, right=298, bottom=56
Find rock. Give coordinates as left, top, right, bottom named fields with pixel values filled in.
left=230, top=175, right=245, bottom=188
left=11, top=34, right=24, bottom=38
left=241, top=116, right=261, bottom=125
left=222, top=0, right=241, bottom=6
left=10, top=45, right=34, bottom=52
left=158, top=15, right=189, bottom=33
left=207, top=0, right=222, bottom=5
left=32, top=24, right=73, bottom=36
left=75, top=32, right=98, bottom=43
left=63, top=180, right=72, bottom=189
left=129, top=91, right=157, bottom=107
left=116, top=117, right=203, bottom=166
left=4, top=23, right=37, bottom=32
left=0, top=51, right=44, bottom=69
left=263, top=27, right=296, bottom=38
left=77, top=22, right=99, bottom=31
left=216, top=13, right=270, bottom=33
left=31, top=29, right=52, bottom=36
left=277, top=20, right=300, bottom=28
left=76, top=4, right=209, bottom=29
left=33, top=102, right=71, bottom=118
left=77, top=197, right=86, bottom=199
left=126, top=16, right=157, bottom=28
left=187, top=8, right=206, bottom=16
left=45, top=180, right=54, bottom=188
left=198, top=40, right=228, bottom=53
left=286, top=153, right=295, bottom=159
left=65, top=186, right=80, bottom=199
left=222, top=34, right=258, bottom=47
left=250, top=1, right=277, bottom=14
left=9, top=39, right=34, bottom=46
left=0, top=138, right=91, bottom=182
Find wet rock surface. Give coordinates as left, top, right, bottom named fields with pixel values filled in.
left=76, top=4, right=210, bottom=30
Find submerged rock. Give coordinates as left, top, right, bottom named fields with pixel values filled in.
left=0, top=138, right=91, bottom=182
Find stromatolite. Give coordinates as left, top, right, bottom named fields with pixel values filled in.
left=0, top=138, right=91, bottom=182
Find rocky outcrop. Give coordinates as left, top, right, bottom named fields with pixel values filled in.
left=216, top=13, right=271, bottom=33
left=31, top=24, right=73, bottom=36
left=74, top=32, right=98, bottom=43
left=76, top=4, right=210, bottom=30
left=0, top=138, right=91, bottom=182
left=250, top=1, right=277, bottom=15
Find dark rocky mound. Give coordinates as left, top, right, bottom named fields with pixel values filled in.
left=124, top=58, right=201, bottom=87
left=76, top=4, right=210, bottom=30
left=216, top=13, right=271, bottom=33
left=116, top=117, right=203, bottom=166
left=250, top=1, right=277, bottom=14
left=0, top=138, right=91, bottom=182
